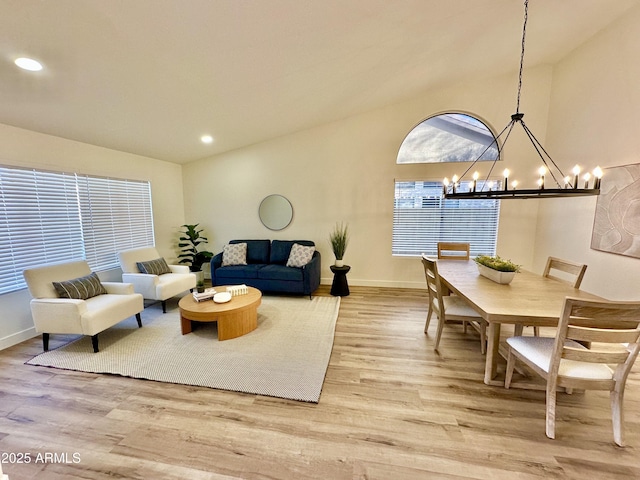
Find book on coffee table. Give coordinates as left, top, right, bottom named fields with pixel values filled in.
left=192, top=288, right=216, bottom=302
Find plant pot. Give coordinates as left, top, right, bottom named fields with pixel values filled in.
left=477, top=263, right=516, bottom=285
left=335, top=259, right=344, bottom=267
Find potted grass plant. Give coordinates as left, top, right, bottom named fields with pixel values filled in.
left=329, top=222, right=349, bottom=267
left=474, top=254, right=520, bottom=284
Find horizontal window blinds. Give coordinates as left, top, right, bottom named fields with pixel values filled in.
left=77, top=176, right=154, bottom=271
left=0, top=165, right=154, bottom=295
left=392, top=181, right=499, bottom=257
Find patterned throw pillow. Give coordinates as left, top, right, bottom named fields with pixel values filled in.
left=222, top=243, right=248, bottom=266
left=286, top=243, right=315, bottom=268
left=53, top=272, right=108, bottom=300
left=136, top=257, right=171, bottom=275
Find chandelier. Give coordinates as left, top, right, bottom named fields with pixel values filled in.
left=443, top=0, right=601, bottom=200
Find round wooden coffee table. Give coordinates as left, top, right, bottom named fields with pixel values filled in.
left=178, top=286, right=262, bottom=341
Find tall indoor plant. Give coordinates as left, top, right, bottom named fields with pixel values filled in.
left=178, top=224, right=213, bottom=274
left=329, top=222, right=349, bottom=267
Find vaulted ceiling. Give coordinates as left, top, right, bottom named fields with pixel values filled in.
left=2, top=0, right=638, bottom=163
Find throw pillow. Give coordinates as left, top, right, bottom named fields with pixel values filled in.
left=53, top=272, right=108, bottom=300
left=286, top=243, right=315, bottom=268
left=137, top=257, right=171, bottom=275
left=222, top=242, right=248, bottom=266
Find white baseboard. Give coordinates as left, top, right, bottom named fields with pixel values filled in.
left=320, top=277, right=424, bottom=290
left=0, top=327, right=37, bottom=351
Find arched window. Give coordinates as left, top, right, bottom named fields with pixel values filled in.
left=393, top=112, right=500, bottom=257
left=397, top=113, right=499, bottom=164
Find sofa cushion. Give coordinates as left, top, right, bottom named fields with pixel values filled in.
left=231, top=239, right=270, bottom=264
left=286, top=243, right=316, bottom=267
left=216, top=264, right=262, bottom=280
left=53, top=272, right=108, bottom=300
left=270, top=240, right=315, bottom=265
left=136, top=257, right=171, bottom=275
left=222, top=243, right=248, bottom=266
left=257, top=264, right=304, bottom=282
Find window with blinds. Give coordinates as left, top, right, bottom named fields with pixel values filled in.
left=392, top=180, right=500, bottom=257
left=0, top=165, right=154, bottom=295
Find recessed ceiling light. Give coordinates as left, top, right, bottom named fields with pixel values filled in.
left=15, top=57, right=43, bottom=71
left=200, top=135, right=214, bottom=144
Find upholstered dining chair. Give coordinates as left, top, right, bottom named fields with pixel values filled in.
left=437, top=242, right=470, bottom=260
left=505, top=297, right=640, bottom=446
left=422, top=255, right=487, bottom=353
left=118, top=246, right=196, bottom=313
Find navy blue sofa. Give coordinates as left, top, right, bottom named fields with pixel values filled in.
left=210, top=240, right=321, bottom=296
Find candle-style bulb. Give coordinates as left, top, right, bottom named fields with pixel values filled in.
left=564, top=176, right=571, bottom=189
left=593, top=166, right=603, bottom=189
left=538, top=166, right=547, bottom=176
left=511, top=180, right=518, bottom=189
left=583, top=172, right=591, bottom=189
left=572, top=165, right=581, bottom=189
left=503, top=169, right=510, bottom=191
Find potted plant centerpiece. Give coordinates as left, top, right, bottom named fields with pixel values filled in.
left=329, top=222, right=349, bottom=267
left=178, top=224, right=213, bottom=292
left=474, top=254, right=521, bottom=285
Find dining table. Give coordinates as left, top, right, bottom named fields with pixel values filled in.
left=435, top=259, right=604, bottom=386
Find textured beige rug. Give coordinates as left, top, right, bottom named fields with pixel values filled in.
left=27, top=295, right=340, bottom=403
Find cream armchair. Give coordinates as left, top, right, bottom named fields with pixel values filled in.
left=118, top=246, right=196, bottom=313
left=23, top=260, right=144, bottom=353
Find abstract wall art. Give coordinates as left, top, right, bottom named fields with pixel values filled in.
left=591, top=163, right=640, bottom=259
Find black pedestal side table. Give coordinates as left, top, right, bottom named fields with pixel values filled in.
left=330, top=265, right=351, bottom=296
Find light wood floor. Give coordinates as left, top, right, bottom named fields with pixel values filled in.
left=1, top=286, right=639, bottom=479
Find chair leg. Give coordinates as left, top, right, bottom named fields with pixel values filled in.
left=514, top=324, right=524, bottom=336
left=136, top=312, right=142, bottom=328
left=480, top=322, right=487, bottom=355
left=42, top=333, right=50, bottom=352
left=424, top=305, right=433, bottom=334
left=162, top=300, right=167, bottom=313
left=533, top=326, right=540, bottom=336
left=611, top=386, right=626, bottom=447
left=91, top=334, right=99, bottom=353
left=545, top=382, right=558, bottom=440
left=434, top=315, right=445, bottom=351
left=504, top=349, right=516, bottom=388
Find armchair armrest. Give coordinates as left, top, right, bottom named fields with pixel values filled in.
left=102, top=282, right=135, bottom=295
left=122, top=273, right=159, bottom=299
left=169, top=264, right=191, bottom=274
left=30, top=298, right=86, bottom=333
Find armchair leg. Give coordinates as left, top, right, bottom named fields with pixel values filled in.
left=42, top=333, right=50, bottom=352
left=162, top=300, right=167, bottom=313
left=136, top=312, right=142, bottom=328
left=91, top=335, right=99, bottom=353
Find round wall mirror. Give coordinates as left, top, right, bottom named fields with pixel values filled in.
left=259, top=194, right=293, bottom=231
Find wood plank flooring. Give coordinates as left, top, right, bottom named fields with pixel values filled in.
left=1, top=286, right=639, bottom=479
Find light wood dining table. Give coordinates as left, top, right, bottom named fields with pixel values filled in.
left=435, top=259, right=604, bottom=386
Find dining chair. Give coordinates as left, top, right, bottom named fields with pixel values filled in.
left=543, top=256, right=588, bottom=288
left=437, top=242, right=470, bottom=260
left=422, top=255, right=487, bottom=353
left=505, top=297, right=640, bottom=446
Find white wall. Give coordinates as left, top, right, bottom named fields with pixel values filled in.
left=183, top=66, right=554, bottom=288
left=0, top=124, right=186, bottom=349
left=534, top=4, right=640, bottom=299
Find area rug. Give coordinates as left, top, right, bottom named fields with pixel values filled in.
left=26, top=295, right=340, bottom=403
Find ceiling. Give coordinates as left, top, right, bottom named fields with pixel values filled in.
left=2, top=0, right=638, bottom=164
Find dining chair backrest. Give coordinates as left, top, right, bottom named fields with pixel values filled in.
left=422, top=255, right=444, bottom=316
left=543, top=256, right=587, bottom=288
left=437, top=242, right=470, bottom=260
left=552, top=297, right=640, bottom=389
